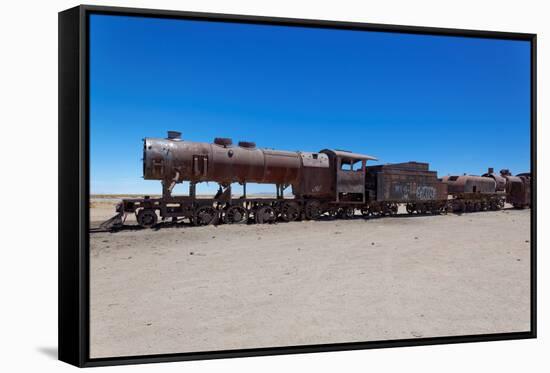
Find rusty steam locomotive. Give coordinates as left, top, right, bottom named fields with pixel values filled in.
left=102, top=131, right=531, bottom=229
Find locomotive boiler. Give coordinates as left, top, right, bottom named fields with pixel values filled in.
left=142, top=131, right=377, bottom=202
left=441, top=174, right=503, bottom=212
left=144, top=132, right=302, bottom=194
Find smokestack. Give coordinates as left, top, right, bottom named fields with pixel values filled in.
left=488, top=167, right=494, bottom=174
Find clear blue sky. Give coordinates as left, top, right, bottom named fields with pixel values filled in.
left=89, top=14, right=531, bottom=195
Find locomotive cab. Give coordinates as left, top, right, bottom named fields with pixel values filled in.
left=321, top=149, right=377, bottom=203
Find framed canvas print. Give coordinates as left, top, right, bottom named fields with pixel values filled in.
left=58, top=5, right=536, bottom=367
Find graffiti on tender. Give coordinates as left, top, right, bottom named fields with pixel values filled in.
left=392, top=184, right=411, bottom=199
left=416, top=185, right=436, bottom=200
left=391, top=184, right=435, bottom=200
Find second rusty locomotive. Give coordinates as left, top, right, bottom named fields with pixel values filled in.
left=105, top=131, right=530, bottom=228
left=442, top=168, right=531, bottom=212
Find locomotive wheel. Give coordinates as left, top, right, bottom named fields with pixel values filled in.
left=224, top=206, right=247, bottom=224
left=326, top=208, right=339, bottom=219
left=368, top=204, right=381, bottom=217
left=341, top=207, right=355, bottom=219
left=406, top=203, right=415, bottom=214
left=280, top=202, right=300, bottom=222
left=417, top=203, right=427, bottom=214
left=136, top=209, right=158, bottom=228
left=382, top=202, right=398, bottom=216
left=305, top=201, right=322, bottom=220
left=194, top=206, right=217, bottom=226
left=255, top=206, right=276, bottom=224
left=427, top=203, right=435, bottom=214
left=361, top=207, right=370, bottom=217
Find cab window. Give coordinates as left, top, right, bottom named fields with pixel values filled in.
left=340, top=159, right=361, bottom=171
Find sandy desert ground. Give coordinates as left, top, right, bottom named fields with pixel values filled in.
left=89, top=196, right=531, bottom=358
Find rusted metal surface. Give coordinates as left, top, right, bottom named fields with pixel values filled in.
left=321, top=149, right=375, bottom=203
left=517, top=173, right=532, bottom=208
left=278, top=201, right=301, bottom=222
left=446, top=194, right=505, bottom=213
left=337, top=169, right=365, bottom=194
left=366, top=162, right=447, bottom=202
left=441, top=175, right=496, bottom=194
left=441, top=172, right=509, bottom=213
left=320, top=149, right=378, bottom=161
left=482, top=168, right=507, bottom=191
left=505, top=173, right=531, bottom=208
left=293, top=165, right=333, bottom=198
left=144, top=135, right=302, bottom=186
left=213, top=137, right=233, bottom=146
left=167, top=130, right=182, bottom=140
left=223, top=206, right=248, bottom=224
left=95, top=131, right=530, bottom=231
left=263, top=149, right=302, bottom=184
left=238, top=141, right=256, bottom=148
left=143, top=136, right=378, bottom=198
left=299, top=152, right=330, bottom=168
left=506, top=176, right=525, bottom=204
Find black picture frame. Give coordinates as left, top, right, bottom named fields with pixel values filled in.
left=59, top=4, right=537, bottom=367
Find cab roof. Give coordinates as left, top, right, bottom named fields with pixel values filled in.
left=320, top=149, right=378, bottom=161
